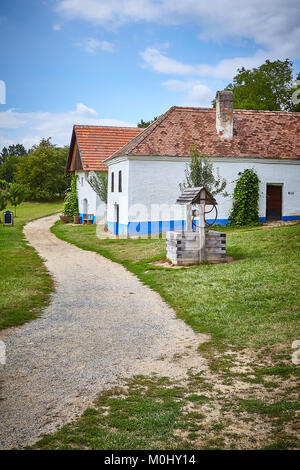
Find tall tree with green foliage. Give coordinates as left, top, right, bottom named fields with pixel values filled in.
left=15, top=138, right=70, bottom=201
left=0, top=189, right=8, bottom=213
left=229, top=169, right=260, bottom=226
left=8, top=183, right=26, bottom=216
left=87, top=171, right=108, bottom=203
left=0, top=180, right=8, bottom=220
left=180, top=145, right=227, bottom=197
left=214, top=59, right=298, bottom=111
left=137, top=117, right=158, bottom=128
left=0, top=144, right=28, bottom=165
left=0, top=155, right=25, bottom=183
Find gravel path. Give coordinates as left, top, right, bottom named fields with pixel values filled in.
left=0, top=214, right=207, bottom=449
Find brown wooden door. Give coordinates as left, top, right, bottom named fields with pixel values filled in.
left=266, top=185, right=282, bottom=220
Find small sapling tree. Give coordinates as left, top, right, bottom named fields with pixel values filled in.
left=8, top=183, right=26, bottom=216
left=180, top=145, right=227, bottom=197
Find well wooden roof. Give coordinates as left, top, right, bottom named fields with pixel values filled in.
left=66, top=125, right=143, bottom=172
left=176, top=187, right=217, bottom=205
left=106, top=107, right=300, bottom=161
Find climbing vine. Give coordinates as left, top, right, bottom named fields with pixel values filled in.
left=63, top=174, right=78, bottom=221
left=229, top=169, right=260, bottom=226
left=88, top=171, right=108, bottom=203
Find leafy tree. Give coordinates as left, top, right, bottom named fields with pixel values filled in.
left=87, top=171, right=108, bottom=203
left=0, top=179, right=9, bottom=190
left=137, top=117, right=158, bottom=128
left=15, top=138, right=70, bottom=201
left=179, top=145, right=227, bottom=197
left=213, top=59, right=299, bottom=111
left=8, top=183, right=26, bottom=216
left=229, top=169, right=260, bottom=226
left=0, top=189, right=8, bottom=213
left=0, top=179, right=9, bottom=222
left=55, top=146, right=71, bottom=197
left=0, top=155, right=24, bottom=183
left=63, top=174, right=78, bottom=221
left=291, top=72, right=300, bottom=112
left=0, top=144, right=28, bottom=164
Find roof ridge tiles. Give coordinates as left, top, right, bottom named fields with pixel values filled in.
left=74, top=125, right=140, bottom=129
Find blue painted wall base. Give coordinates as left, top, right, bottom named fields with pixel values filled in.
left=106, top=215, right=300, bottom=236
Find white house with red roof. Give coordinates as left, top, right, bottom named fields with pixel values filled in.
left=66, top=125, right=142, bottom=223
left=104, top=91, right=300, bottom=236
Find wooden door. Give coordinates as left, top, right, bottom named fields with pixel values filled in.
left=266, top=185, right=282, bottom=221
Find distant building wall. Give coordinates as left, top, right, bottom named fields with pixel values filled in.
left=106, top=159, right=130, bottom=234
left=75, top=170, right=97, bottom=224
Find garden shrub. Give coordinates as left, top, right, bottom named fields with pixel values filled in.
left=63, top=174, right=78, bottom=221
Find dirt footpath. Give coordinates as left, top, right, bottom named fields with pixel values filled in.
left=0, top=214, right=207, bottom=449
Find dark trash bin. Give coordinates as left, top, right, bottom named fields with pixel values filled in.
left=3, top=210, right=13, bottom=226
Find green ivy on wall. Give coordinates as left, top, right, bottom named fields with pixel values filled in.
left=63, top=174, right=78, bottom=221
left=229, top=169, right=261, bottom=226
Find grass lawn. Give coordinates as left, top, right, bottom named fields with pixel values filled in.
left=51, top=222, right=300, bottom=354
left=35, top=220, right=300, bottom=450
left=0, top=201, right=62, bottom=328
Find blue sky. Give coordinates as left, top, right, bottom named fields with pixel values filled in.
left=0, top=0, right=299, bottom=150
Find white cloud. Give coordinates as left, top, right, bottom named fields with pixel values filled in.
left=52, top=24, right=61, bottom=31
left=163, top=80, right=214, bottom=107
left=57, top=0, right=161, bottom=25
left=0, top=104, right=135, bottom=150
left=140, top=48, right=195, bottom=75
left=57, top=0, right=300, bottom=59
left=76, top=38, right=115, bottom=53
left=141, top=47, right=270, bottom=80
left=0, top=134, right=14, bottom=149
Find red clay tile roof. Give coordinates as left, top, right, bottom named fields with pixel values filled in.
left=107, top=107, right=300, bottom=161
left=67, top=125, right=143, bottom=171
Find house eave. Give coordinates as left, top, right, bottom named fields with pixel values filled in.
left=105, top=154, right=300, bottom=166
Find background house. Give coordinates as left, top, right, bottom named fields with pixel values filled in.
left=105, top=91, right=300, bottom=236
left=66, top=125, right=142, bottom=223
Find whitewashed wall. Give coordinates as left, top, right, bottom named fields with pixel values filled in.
left=107, top=156, right=300, bottom=230
left=75, top=170, right=97, bottom=215
left=107, top=159, right=130, bottom=225
left=128, top=157, right=186, bottom=222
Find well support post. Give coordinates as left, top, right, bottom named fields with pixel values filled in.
left=198, top=189, right=206, bottom=262
left=186, top=204, right=192, bottom=231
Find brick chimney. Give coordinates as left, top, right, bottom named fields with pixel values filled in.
left=216, top=90, right=233, bottom=139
